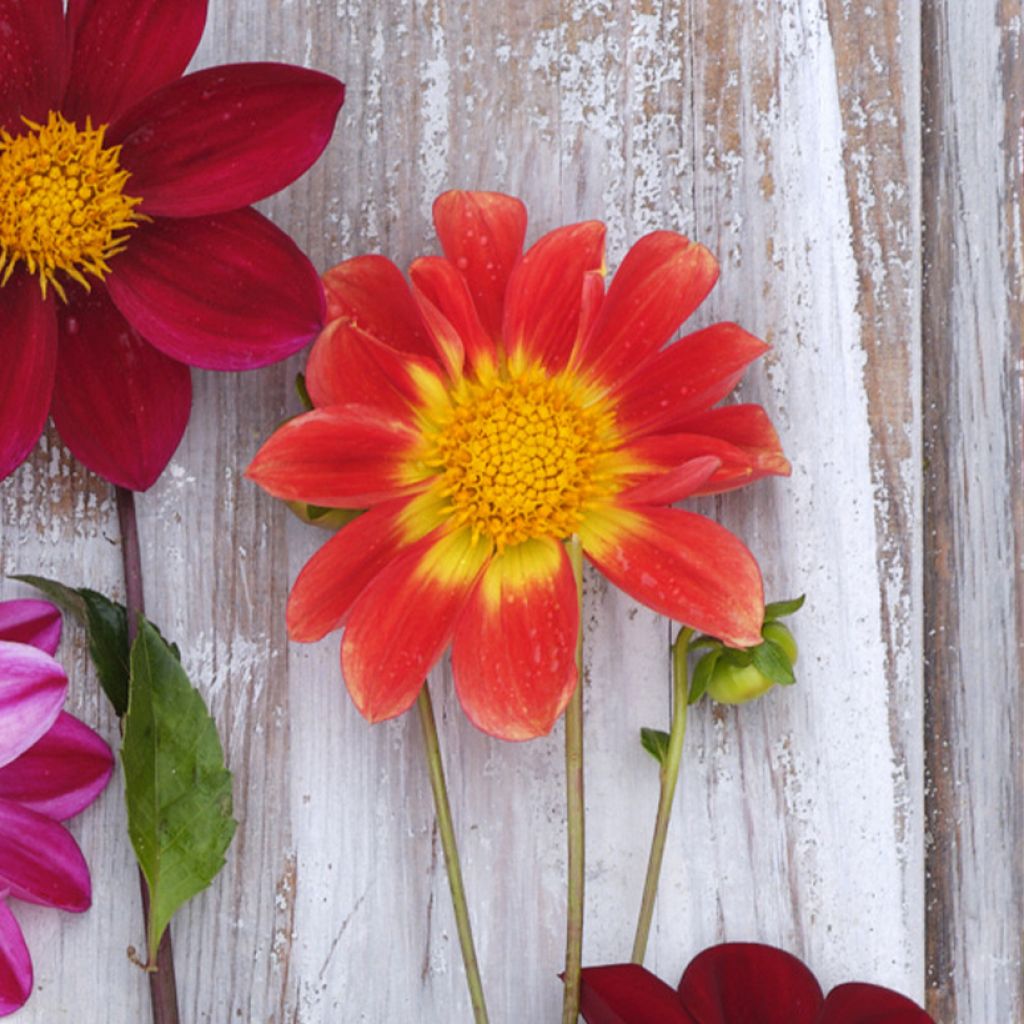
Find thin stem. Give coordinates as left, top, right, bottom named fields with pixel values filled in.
left=115, top=486, right=181, bottom=1024
left=630, top=627, right=693, bottom=965
left=561, top=536, right=585, bottom=1024
left=415, top=685, right=489, bottom=1024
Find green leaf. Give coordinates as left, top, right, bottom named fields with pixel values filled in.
left=689, top=650, right=720, bottom=704
left=14, top=574, right=131, bottom=715
left=750, top=639, right=796, bottom=686
left=122, top=618, right=237, bottom=964
left=640, top=728, right=671, bottom=765
left=763, top=594, right=806, bottom=621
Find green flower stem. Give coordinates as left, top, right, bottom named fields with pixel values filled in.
left=561, top=536, right=586, bottom=1024
left=415, top=685, right=489, bottom=1024
left=631, top=627, right=693, bottom=965
left=114, top=486, right=181, bottom=1024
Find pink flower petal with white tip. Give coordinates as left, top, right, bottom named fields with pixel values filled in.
left=0, top=641, right=67, bottom=769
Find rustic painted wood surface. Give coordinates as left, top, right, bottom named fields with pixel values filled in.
left=0, top=0, right=1018, bottom=1021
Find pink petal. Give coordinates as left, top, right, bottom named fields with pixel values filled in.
left=0, top=641, right=67, bottom=769
left=106, top=208, right=325, bottom=371
left=63, top=0, right=208, bottom=125
left=0, top=274, right=57, bottom=482
left=677, top=943, right=824, bottom=1024
left=0, top=712, right=113, bottom=821
left=0, top=601, right=61, bottom=654
left=0, top=900, right=31, bottom=1016
left=0, top=798, right=90, bottom=911
left=52, top=287, right=191, bottom=491
left=819, top=983, right=935, bottom=1023
left=579, top=964, right=694, bottom=1024
left=0, top=0, right=66, bottom=132
left=112, top=63, right=344, bottom=217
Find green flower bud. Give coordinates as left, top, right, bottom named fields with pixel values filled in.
left=761, top=621, right=798, bottom=664
left=705, top=657, right=777, bottom=705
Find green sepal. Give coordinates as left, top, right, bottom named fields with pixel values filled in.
left=763, top=594, right=805, bottom=621
left=640, top=727, right=671, bottom=765
left=750, top=639, right=796, bottom=686
left=689, top=649, right=721, bottom=704
left=295, top=372, right=314, bottom=411
left=122, top=618, right=236, bottom=966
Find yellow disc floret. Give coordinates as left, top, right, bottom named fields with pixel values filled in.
left=0, top=112, right=143, bottom=301
left=424, top=368, right=618, bottom=550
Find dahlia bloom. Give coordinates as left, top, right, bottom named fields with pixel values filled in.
left=248, top=191, right=789, bottom=740
left=0, top=599, right=114, bottom=1015
left=579, top=944, right=934, bottom=1023
left=0, top=0, right=344, bottom=490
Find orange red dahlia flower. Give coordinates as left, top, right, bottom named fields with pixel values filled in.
left=0, top=0, right=344, bottom=490
left=248, top=190, right=789, bottom=741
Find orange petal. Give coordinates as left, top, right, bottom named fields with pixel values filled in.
left=581, top=504, right=763, bottom=648
left=621, top=455, right=721, bottom=506
left=612, top=322, right=769, bottom=437
left=286, top=500, right=417, bottom=642
left=673, top=404, right=791, bottom=493
left=246, top=407, right=423, bottom=507
left=433, top=190, right=526, bottom=342
left=341, top=528, right=491, bottom=723
left=451, top=538, right=579, bottom=740
left=503, top=221, right=606, bottom=374
left=306, top=319, right=447, bottom=414
left=579, top=232, right=719, bottom=386
left=321, top=254, right=435, bottom=358
left=410, top=255, right=496, bottom=376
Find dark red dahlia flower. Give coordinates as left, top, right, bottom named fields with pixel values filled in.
left=0, top=0, right=344, bottom=490
left=579, top=943, right=934, bottom=1024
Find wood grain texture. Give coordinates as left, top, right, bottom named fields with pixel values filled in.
left=922, top=2, right=1024, bottom=1022
left=0, top=0, right=1014, bottom=1021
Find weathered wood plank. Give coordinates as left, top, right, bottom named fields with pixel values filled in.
left=922, top=2, right=1024, bottom=1021
left=0, top=0, right=954, bottom=1020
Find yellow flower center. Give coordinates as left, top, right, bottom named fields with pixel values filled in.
left=425, top=369, right=614, bottom=550
left=0, top=112, right=143, bottom=301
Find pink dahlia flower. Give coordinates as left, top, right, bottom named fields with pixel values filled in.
left=0, top=0, right=345, bottom=490
left=0, top=599, right=114, bottom=1015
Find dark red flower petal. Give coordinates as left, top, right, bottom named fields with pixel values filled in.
left=503, top=221, right=606, bottom=373
left=52, top=287, right=191, bottom=491
left=612, top=323, right=769, bottom=438
left=432, top=191, right=527, bottom=342
left=578, top=232, right=719, bottom=387
left=321, top=255, right=436, bottom=359
left=0, top=0, right=66, bottom=132
left=62, top=0, right=208, bottom=126
left=621, top=455, right=721, bottom=506
left=677, top=943, right=824, bottom=1024
left=0, top=274, right=57, bottom=482
left=451, top=538, right=578, bottom=740
left=112, top=63, right=344, bottom=217
left=579, top=964, right=695, bottom=1024
left=819, top=983, right=934, bottom=1024
left=105, top=207, right=324, bottom=371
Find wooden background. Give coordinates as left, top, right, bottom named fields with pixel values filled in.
left=0, top=0, right=1020, bottom=1020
